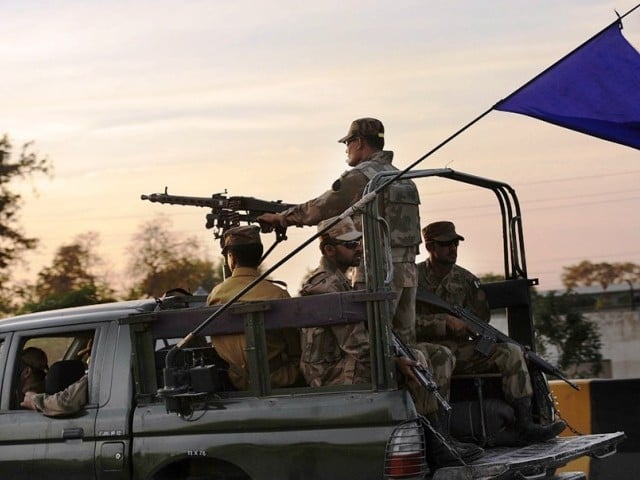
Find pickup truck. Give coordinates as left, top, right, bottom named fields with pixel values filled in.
left=0, top=169, right=625, bottom=479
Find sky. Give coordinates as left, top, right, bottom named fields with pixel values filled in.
left=2, top=0, right=640, bottom=296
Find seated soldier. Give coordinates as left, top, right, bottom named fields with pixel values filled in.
left=208, top=225, right=301, bottom=390
left=300, top=216, right=483, bottom=469
left=18, top=347, right=48, bottom=407
left=416, top=221, right=566, bottom=445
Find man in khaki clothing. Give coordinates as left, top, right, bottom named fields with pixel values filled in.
left=208, top=225, right=301, bottom=390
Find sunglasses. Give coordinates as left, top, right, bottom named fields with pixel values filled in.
left=333, top=240, right=361, bottom=250
left=432, top=239, right=459, bottom=248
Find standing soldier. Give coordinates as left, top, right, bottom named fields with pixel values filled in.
left=258, top=117, right=421, bottom=345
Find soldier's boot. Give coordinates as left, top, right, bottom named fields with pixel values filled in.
left=513, top=397, right=567, bottom=444
left=425, top=409, right=484, bottom=470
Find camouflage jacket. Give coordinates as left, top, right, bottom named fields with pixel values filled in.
left=415, top=260, right=490, bottom=340
left=299, top=257, right=371, bottom=387
left=32, top=374, right=88, bottom=417
left=282, top=150, right=421, bottom=262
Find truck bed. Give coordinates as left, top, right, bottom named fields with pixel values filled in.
left=433, top=432, right=625, bottom=480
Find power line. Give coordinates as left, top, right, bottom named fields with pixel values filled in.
left=418, top=168, right=640, bottom=197
left=427, top=193, right=639, bottom=219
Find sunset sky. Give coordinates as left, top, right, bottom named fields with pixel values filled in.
left=3, top=0, right=640, bottom=295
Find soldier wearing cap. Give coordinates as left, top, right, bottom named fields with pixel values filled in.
left=299, top=216, right=369, bottom=386
left=300, top=216, right=483, bottom=467
left=416, top=221, right=566, bottom=445
left=207, top=225, right=301, bottom=390
left=258, top=118, right=421, bottom=345
left=18, top=347, right=48, bottom=406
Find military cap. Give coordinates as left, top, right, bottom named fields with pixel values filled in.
left=318, top=216, right=362, bottom=241
left=221, top=225, right=262, bottom=253
left=338, top=117, right=385, bottom=143
left=22, top=347, right=49, bottom=372
left=422, top=221, right=465, bottom=242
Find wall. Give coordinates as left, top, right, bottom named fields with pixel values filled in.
left=551, top=378, right=639, bottom=479
left=585, top=310, right=640, bottom=379
left=493, top=308, right=640, bottom=379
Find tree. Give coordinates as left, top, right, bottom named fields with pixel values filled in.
left=478, top=273, right=505, bottom=283
left=0, top=135, right=52, bottom=314
left=562, top=260, right=640, bottom=290
left=532, top=290, right=603, bottom=378
left=126, top=215, right=223, bottom=298
left=21, top=232, right=115, bottom=312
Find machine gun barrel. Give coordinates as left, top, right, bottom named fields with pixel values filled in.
left=416, top=287, right=580, bottom=391
left=140, top=192, right=227, bottom=209
left=391, top=331, right=451, bottom=411
left=140, top=188, right=295, bottom=237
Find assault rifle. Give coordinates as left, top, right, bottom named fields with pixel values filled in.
left=391, top=331, right=451, bottom=411
left=416, top=287, right=580, bottom=391
left=141, top=188, right=294, bottom=241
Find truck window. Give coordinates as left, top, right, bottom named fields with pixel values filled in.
left=12, top=330, right=95, bottom=410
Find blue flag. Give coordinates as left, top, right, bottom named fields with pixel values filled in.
left=495, top=23, right=640, bottom=150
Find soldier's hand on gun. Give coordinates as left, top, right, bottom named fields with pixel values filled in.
left=394, top=357, right=420, bottom=385
left=257, top=213, right=287, bottom=233
left=445, top=315, right=473, bottom=337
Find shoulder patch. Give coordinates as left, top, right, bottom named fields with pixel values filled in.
left=301, top=270, right=333, bottom=295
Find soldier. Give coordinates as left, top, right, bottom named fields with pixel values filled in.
left=258, top=118, right=421, bottom=345
left=416, top=221, right=566, bottom=444
left=301, top=216, right=482, bottom=469
left=21, top=374, right=88, bottom=416
left=299, top=216, right=370, bottom=386
left=208, top=225, right=301, bottom=390
left=18, top=347, right=48, bottom=407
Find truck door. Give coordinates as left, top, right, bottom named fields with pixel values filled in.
left=0, top=327, right=100, bottom=480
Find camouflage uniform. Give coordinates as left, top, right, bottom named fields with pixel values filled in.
left=30, top=374, right=88, bottom=417
left=282, top=148, right=421, bottom=345
left=299, top=256, right=371, bottom=386
left=416, top=260, right=533, bottom=402
left=412, top=342, right=456, bottom=414
left=300, top=216, right=451, bottom=417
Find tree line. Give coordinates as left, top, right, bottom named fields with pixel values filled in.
left=0, top=135, right=223, bottom=315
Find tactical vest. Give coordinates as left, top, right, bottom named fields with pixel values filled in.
left=353, top=154, right=421, bottom=257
